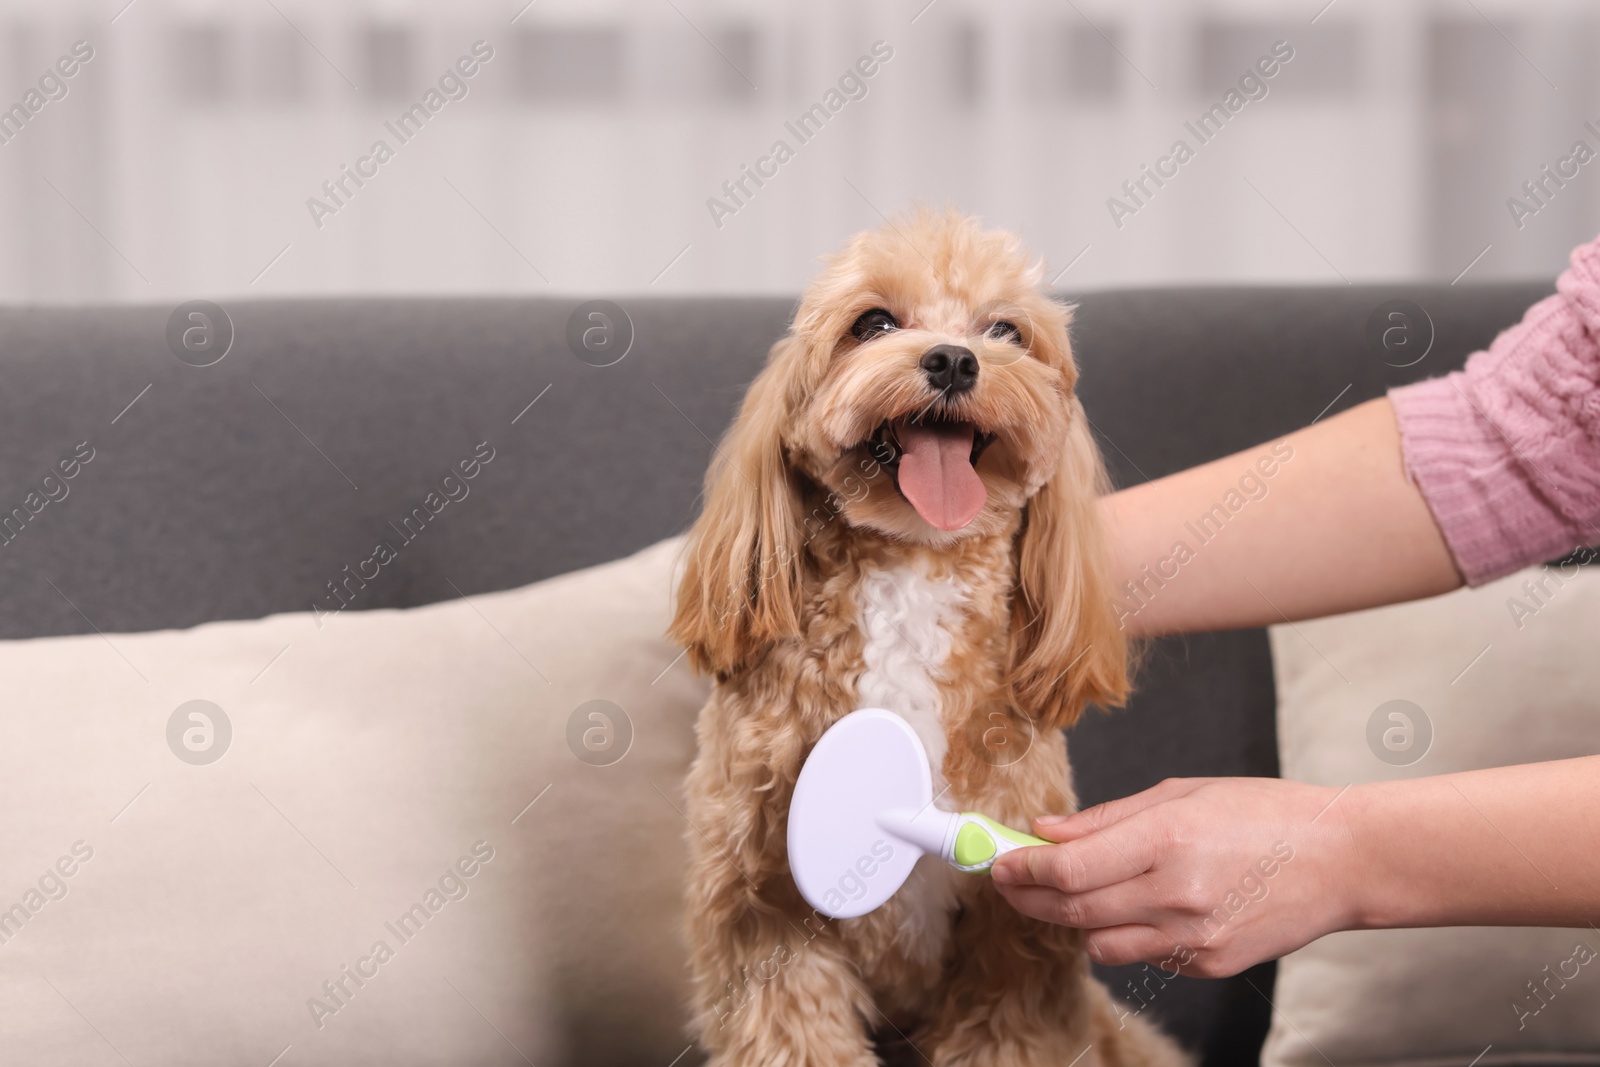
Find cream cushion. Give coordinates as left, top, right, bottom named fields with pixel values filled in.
left=1265, top=565, right=1600, bottom=1067
left=0, top=536, right=706, bottom=1066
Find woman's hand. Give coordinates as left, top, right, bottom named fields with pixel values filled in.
left=990, top=777, right=1356, bottom=978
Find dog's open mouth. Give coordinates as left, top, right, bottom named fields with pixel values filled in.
left=866, top=414, right=997, bottom=531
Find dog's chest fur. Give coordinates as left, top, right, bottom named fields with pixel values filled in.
left=853, top=560, right=966, bottom=790
left=851, top=559, right=968, bottom=963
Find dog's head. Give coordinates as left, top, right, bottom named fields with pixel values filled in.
left=672, top=209, right=1126, bottom=723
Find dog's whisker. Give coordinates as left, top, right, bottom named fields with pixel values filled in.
left=910, top=384, right=953, bottom=426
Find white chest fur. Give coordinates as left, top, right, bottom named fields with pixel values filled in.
left=853, top=561, right=967, bottom=793
left=852, top=561, right=967, bottom=962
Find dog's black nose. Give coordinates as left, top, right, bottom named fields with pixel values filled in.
left=920, top=344, right=979, bottom=395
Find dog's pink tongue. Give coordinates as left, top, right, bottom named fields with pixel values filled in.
left=896, top=422, right=986, bottom=531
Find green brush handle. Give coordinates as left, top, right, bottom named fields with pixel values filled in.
left=947, top=813, right=1050, bottom=873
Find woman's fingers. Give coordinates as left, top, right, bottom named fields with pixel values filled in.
left=1085, top=925, right=1257, bottom=978
left=1081, top=925, right=1189, bottom=969
left=1030, top=778, right=1209, bottom=842
left=992, top=811, right=1159, bottom=893
left=993, top=883, right=1251, bottom=975
left=991, top=883, right=1078, bottom=927
left=992, top=879, right=1155, bottom=931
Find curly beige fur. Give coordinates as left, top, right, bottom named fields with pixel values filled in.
left=670, top=209, right=1190, bottom=1067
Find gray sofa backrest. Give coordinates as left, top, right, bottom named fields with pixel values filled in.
left=0, top=282, right=1553, bottom=1063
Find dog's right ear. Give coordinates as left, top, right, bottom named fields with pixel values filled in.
left=670, top=338, right=807, bottom=677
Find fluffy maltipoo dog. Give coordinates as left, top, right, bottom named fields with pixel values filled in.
left=671, top=209, right=1187, bottom=1067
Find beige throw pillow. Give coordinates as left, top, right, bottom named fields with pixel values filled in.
left=1265, top=565, right=1600, bottom=1067
left=0, top=536, right=707, bottom=1067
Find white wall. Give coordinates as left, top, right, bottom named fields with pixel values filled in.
left=0, top=0, right=1594, bottom=303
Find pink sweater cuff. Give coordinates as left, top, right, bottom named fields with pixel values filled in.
left=1390, top=238, right=1600, bottom=586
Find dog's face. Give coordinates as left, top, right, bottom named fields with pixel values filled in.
left=782, top=212, right=1077, bottom=544
left=673, top=209, right=1126, bottom=722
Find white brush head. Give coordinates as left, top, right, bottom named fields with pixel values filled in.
left=787, top=708, right=951, bottom=919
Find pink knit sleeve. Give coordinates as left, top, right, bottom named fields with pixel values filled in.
left=1388, top=234, right=1600, bottom=586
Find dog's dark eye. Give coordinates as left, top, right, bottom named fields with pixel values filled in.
left=987, top=320, right=1022, bottom=344
left=851, top=308, right=898, bottom=341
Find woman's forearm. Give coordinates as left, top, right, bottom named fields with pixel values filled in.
left=1100, top=397, right=1463, bottom=637
left=1341, top=756, right=1600, bottom=930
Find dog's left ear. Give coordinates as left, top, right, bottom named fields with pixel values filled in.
left=1008, top=396, right=1130, bottom=730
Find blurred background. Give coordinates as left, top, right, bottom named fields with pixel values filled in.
left=0, top=0, right=1596, bottom=303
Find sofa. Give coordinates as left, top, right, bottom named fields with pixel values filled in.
left=0, top=280, right=1557, bottom=1064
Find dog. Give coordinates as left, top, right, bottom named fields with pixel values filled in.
left=670, top=209, right=1188, bottom=1067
